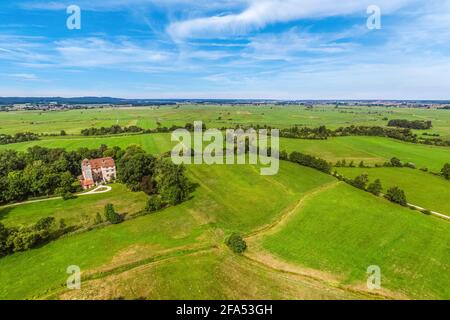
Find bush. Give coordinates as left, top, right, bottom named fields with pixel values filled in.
left=62, top=192, right=77, bottom=201
left=104, top=204, right=123, bottom=224
left=441, top=163, right=450, bottom=180
left=367, top=179, right=382, bottom=196
left=226, top=233, right=247, bottom=254
left=351, top=174, right=369, bottom=190
left=421, top=209, right=432, bottom=215
left=145, top=195, right=164, bottom=213
left=385, top=187, right=407, bottom=206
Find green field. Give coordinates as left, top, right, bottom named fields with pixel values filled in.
left=336, top=167, right=450, bottom=215
left=261, top=183, right=450, bottom=299
left=0, top=184, right=148, bottom=228
left=2, top=133, right=449, bottom=172
left=1, top=105, right=450, bottom=138
left=1, top=104, right=449, bottom=300
left=0, top=161, right=336, bottom=299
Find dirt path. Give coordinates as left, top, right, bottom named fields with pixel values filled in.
left=245, top=181, right=341, bottom=239
left=242, top=181, right=406, bottom=300
left=0, top=185, right=113, bottom=209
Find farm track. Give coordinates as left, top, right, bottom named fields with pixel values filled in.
left=0, top=185, right=113, bottom=209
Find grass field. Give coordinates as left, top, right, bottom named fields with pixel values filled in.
left=55, top=249, right=367, bottom=300
left=261, top=183, right=450, bottom=299
left=1, top=105, right=450, bottom=138
left=0, top=161, right=336, bottom=299
left=280, top=136, right=450, bottom=172
left=2, top=133, right=449, bottom=173
left=1, top=104, right=449, bottom=300
left=336, top=167, right=450, bottom=215
left=0, top=184, right=148, bottom=228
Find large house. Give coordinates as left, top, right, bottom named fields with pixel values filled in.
left=80, top=157, right=117, bottom=190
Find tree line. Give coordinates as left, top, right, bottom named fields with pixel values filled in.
left=0, top=132, right=39, bottom=145
left=80, top=123, right=207, bottom=136
left=387, top=119, right=433, bottom=130
left=277, top=125, right=450, bottom=146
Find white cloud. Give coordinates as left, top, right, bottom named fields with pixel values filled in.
left=168, top=0, right=414, bottom=39
left=6, top=73, right=39, bottom=81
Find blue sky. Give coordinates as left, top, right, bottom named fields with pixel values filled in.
left=0, top=0, right=449, bottom=99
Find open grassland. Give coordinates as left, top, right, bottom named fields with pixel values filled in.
left=0, top=184, right=148, bottom=228
left=336, top=167, right=450, bottom=215
left=280, top=136, right=450, bottom=172
left=1, top=105, right=449, bottom=300
left=54, top=249, right=368, bottom=300
left=261, top=183, right=450, bottom=299
left=0, top=133, right=172, bottom=155
left=0, top=161, right=335, bottom=299
left=1, top=105, right=450, bottom=138
left=2, top=133, right=449, bottom=172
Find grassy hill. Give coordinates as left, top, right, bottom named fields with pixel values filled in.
left=336, top=167, right=450, bottom=215
left=260, top=183, right=450, bottom=299
left=0, top=161, right=336, bottom=299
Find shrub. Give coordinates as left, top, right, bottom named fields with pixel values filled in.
left=145, top=195, right=164, bottom=213
left=385, top=187, right=407, bottom=206
left=62, top=192, right=77, bottom=201
left=421, top=209, right=432, bottom=215
left=104, top=204, right=123, bottom=224
left=226, top=233, right=247, bottom=254
left=390, top=157, right=402, bottom=167
left=441, top=163, right=450, bottom=180
left=367, top=179, right=382, bottom=196
left=351, top=174, right=369, bottom=190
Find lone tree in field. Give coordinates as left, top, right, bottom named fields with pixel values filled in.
left=104, top=204, right=123, bottom=224
left=441, top=163, right=450, bottom=180
left=226, top=233, right=247, bottom=254
left=367, top=179, right=382, bottom=196
left=385, top=187, right=407, bottom=206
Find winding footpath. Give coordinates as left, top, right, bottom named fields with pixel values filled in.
left=0, top=185, right=113, bottom=209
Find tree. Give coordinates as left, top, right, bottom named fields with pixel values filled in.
left=155, top=161, right=193, bottom=206
left=104, top=204, right=123, bottom=224
left=367, top=179, right=382, bottom=196
left=441, top=163, right=450, bottom=180
left=351, top=174, right=369, bottom=190
left=118, top=147, right=155, bottom=192
left=35, top=217, right=55, bottom=231
left=145, top=195, right=164, bottom=213
left=359, top=161, right=365, bottom=168
left=390, top=157, right=402, bottom=167
left=0, top=223, right=10, bottom=256
left=385, top=187, right=407, bottom=206
left=226, top=233, right=247, bottom=254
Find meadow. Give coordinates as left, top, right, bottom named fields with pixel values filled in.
left=0, top=184, right=148, bottom=228
left=1, top=105, right=450, bottom=138
left=260, top=183, right=450, bottom=299
left=336, top=167, right=450, bottom=215
left=0, top=161, right=336, bottom=299
left=0, top=104, right=449, bottom=300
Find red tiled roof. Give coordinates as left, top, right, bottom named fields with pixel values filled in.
left=83, top=157, right=115, bottom=169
